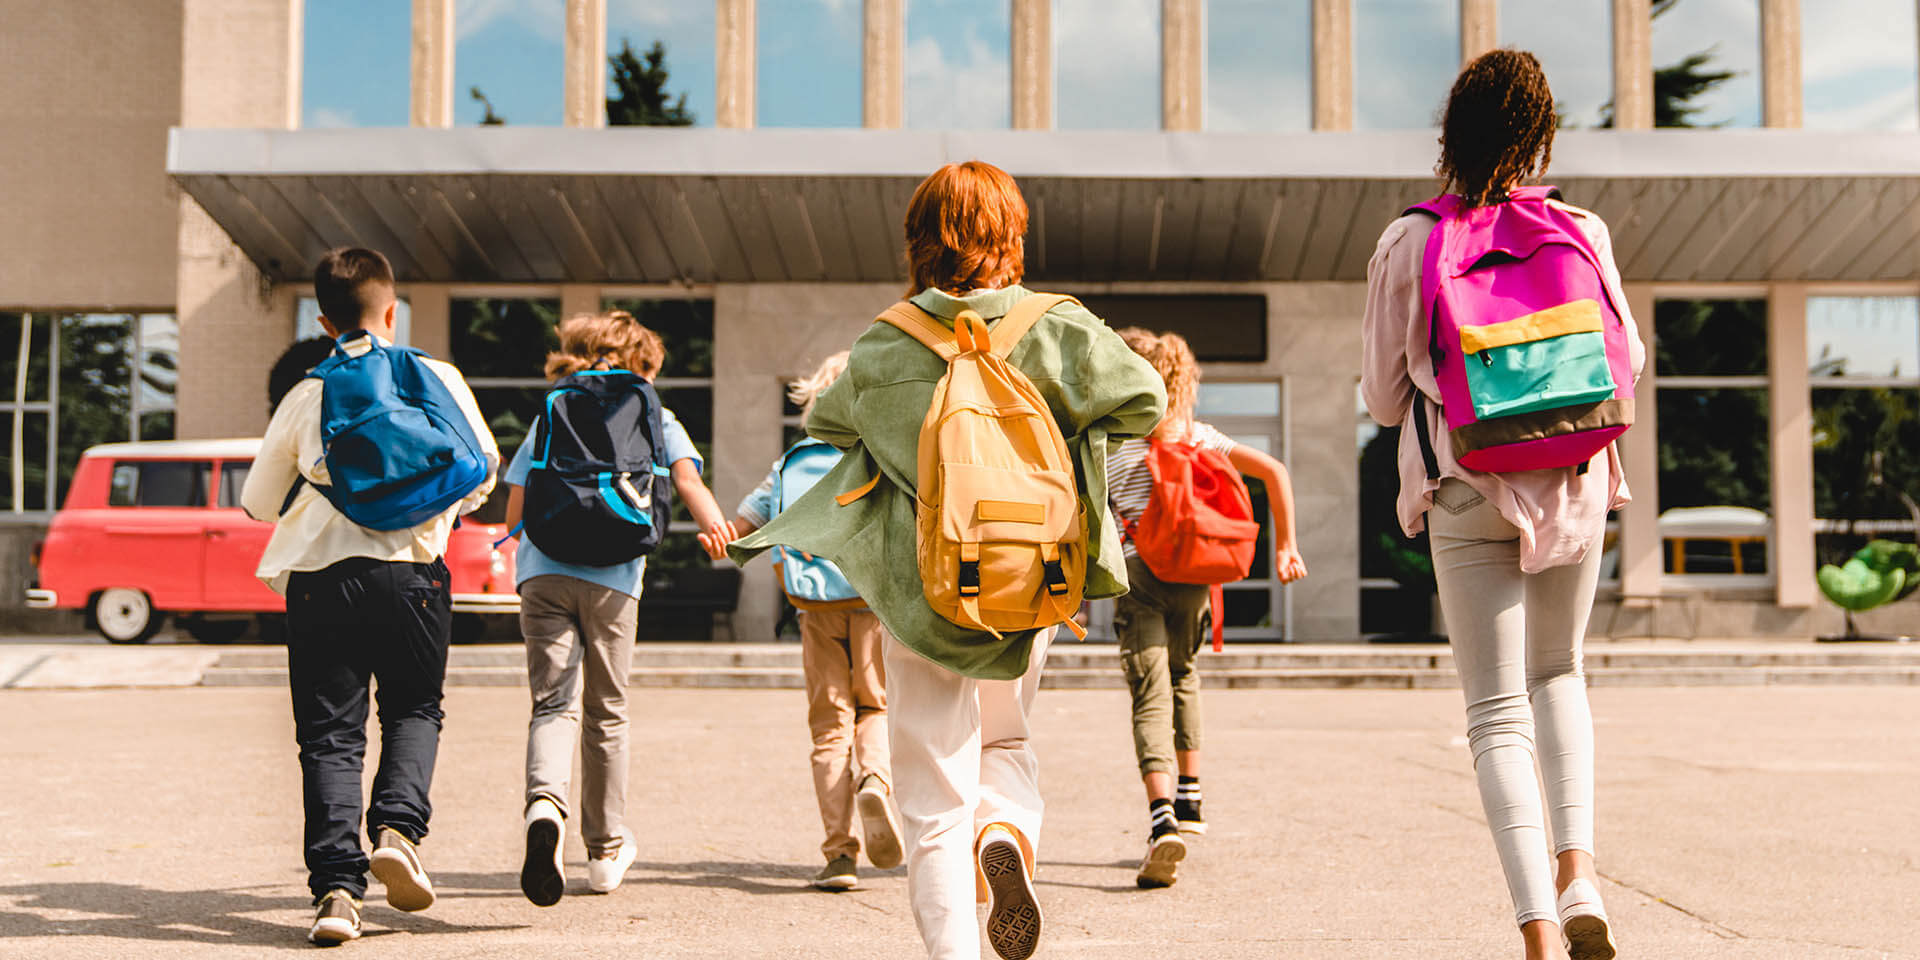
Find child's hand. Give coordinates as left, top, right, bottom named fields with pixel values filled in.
left=697, top=520, right=739, bottom=561
left=1275, top=546, right=1308, bottom=583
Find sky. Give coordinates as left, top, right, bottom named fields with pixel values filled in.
left=299, top=0, right=1920, bottom=132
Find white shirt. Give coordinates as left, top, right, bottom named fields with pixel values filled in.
left=239, top=335, right=499, bottom=593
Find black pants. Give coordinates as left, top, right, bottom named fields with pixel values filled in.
left=286, top=556, right=452, bottom=901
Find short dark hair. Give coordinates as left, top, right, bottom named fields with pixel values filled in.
left=312, top=247, right=396, bottom=329
left=1437, top=49, right=1556, bottom=208
left=268, top=336, right=337, bottom=413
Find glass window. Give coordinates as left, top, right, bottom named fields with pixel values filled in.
left=606, top=297, right=716, bottom=574
left=109, top=463, right=138, bottom=507
left=608, top=2, right=712, bottom=126
left=301, top=0, right=410, bottom=127
left=1808, top=296, right=1920, bottom=382
left=907, top=0, right=1012, bottom=128
left=1803, top=0, right=1919, bottom=130
left=451, top=296, right=561, bottom=460
left=111, top=461, right=207, bottom=509
left=1075, top=294, right=1268, bottom=362
left=1650, top=0, right=1761, bottom=128
left=1054, top=0, right=1158, bottom=129
left=1654, top=298, right=1771, bottom=576
left=219, top=462, right=251, bottom=509
left=1206, top=0, right=1310, bottom=131
left=760, top=1, right=861, bottom=126
left=458, top=0, right=564, bottom=126
left=297, top=297, right=412, bottom=346
left=1500, top=0, right=1612, bottom=128
left=1195, top=382, right=1280, bottom=418
left=1353, top=0, right=1458, bottom=129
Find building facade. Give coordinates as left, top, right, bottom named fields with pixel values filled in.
left=7, top=0, right=1920, bottom=641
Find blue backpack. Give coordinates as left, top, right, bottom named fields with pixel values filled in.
left=301, top=333, right=492, bottom=531
left=774, top=438, right=862, bottom=609
left=520, top=370, right=674, bottom=566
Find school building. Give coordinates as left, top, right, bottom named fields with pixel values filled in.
left=6, top=0, right=1920, bottom=642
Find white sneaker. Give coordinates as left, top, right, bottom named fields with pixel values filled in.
left=520, top=798, right=566, bottom=907
left=1557, top=877, right=1617, bottom=960
left=587, top=828, right=638, bottom=894
left=855, top=775, right=903, bottom=870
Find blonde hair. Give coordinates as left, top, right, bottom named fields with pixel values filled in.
left=544, top=310, right=666, bottom=381
left=1117, top=327, right=1200, bottom=435
left=789, top=350, right=850, bottom=418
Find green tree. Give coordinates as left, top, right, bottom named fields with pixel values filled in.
left=607, top=39, right=694, bottom=126
left=1599, top=0, right=1740, bottom=128
left=470, top=86, right=506, bottom=125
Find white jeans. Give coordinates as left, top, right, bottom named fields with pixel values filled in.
left=1428, top=479, right=1601, bottom=928
left=883, top=627, right=1055, bottom=960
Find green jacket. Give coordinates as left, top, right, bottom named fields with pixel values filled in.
left=730, top=285, right=1166, bottom=679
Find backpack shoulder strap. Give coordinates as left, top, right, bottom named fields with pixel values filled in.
left=875, top=302, right=959, bottom=361
left=986, top=293, right=1076, bottom=359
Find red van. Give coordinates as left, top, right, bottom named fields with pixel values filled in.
left=25, top=439, right=519, bottom=643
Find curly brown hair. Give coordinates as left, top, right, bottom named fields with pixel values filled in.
left=544, top=310, right=665, bottom=381
left=1436, top=49, right=1556, bottom=208
left=1116, top=326, right=1199, bottom=435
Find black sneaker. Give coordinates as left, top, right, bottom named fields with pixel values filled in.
left=979, top=826, right=1041, bottom=960
left=1174, top=796, right=1207, bottom=836
left=369, top=826, right=435, bottom=912
left=308, top=889, right=361, bottom=946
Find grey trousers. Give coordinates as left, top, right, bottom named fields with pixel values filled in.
left=1428, top=478, right=1602, bottom=928
left=521, top=574, right=638, bottom=857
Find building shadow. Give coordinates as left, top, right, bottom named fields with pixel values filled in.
left=0, top=881, right=522, bottom=948
left=629, top=860, right=896, bottom=896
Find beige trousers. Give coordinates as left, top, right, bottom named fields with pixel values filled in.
left=521, top=575, right=638, bottom=857
left=1428, top=479, right=1601, bottom=928
left=800, top=606, right=892, bottom=860
left=884, top=626, right=1054, bottom=960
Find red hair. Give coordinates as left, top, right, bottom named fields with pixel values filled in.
left=903, top=160, right=1028, bottom=296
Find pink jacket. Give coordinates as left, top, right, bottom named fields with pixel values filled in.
left=1360, top=200, right=1647, bottom=573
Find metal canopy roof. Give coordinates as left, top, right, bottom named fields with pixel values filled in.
left=167, top=128, right=1920, bottom=286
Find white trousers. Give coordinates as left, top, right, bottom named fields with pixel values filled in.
left=1427, top=480, right=1601, bottom=928
left=883, top=627, right=1055, bottom=960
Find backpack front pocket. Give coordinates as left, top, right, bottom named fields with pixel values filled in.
left=1460, top=299, right=1616, bottom=420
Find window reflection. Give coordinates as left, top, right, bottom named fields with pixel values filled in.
left=456, top=0, right=564, bottom=126
left=908, top=0, right=1012, bottom=128
left=1649, top=0, right=1760, bottom=128
left=1353, top=0, right=1458, bottom=129
left=1206, top=0, right=1310, bottom=131
left=1804, top=0, right=1920, bottom=130
left=1055, top=0, right=1160, bottom=129
left=1500, top=0, right=1611, bottom=128
left=609, top=1, right=715, bottom=126
left=1196, top=382, right=1281, bottom=418
left=1809, top=297, right=1920, bottom=381
left=760, top=0, right=861, bottom=126
left=301, top=0, right=409, bottom=128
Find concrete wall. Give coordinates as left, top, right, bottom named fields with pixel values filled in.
left=0, top=0, right=183, bottom=309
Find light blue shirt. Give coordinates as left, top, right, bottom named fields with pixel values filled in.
left=505, top=405, right=701, bottom=598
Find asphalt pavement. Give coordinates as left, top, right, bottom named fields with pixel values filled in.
left=0, top=683, right=1913, bottom=958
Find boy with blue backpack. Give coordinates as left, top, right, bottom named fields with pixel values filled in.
left=240, top=247, right=498, bottom=946
left=699, top=351, right=902, bottom=892
left=504, top=309, right=730, bottom=907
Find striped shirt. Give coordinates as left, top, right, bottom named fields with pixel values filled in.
left=1106, top=422, right=1238, bottom=558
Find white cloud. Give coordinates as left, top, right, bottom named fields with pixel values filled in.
left=1649, top=0, right=1762, bottom=126
left=307, top=106, right=358, bottom=128
left=456, top=0, right=565, bottom=42
left=1054, top=0, right=1161, bottom=129
left=906, top=29, right=1012, bottom=129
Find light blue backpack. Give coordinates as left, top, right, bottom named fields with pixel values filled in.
left=774, top=439, right=863, bottom=609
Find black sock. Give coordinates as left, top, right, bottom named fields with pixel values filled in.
left=1176, top=776, right=1202, bottom=801
left=1149, top=798, right=1179, bottom=839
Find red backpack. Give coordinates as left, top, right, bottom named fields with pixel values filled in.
left=1123, top=438, right=1260, bottom=650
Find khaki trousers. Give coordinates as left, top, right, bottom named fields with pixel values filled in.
left=1114, top=556, right=1208, bottom=777
left=521, top=575, right=638, bottom=857
left=799, top=606, right=892, bottom=860
left=1428, top=479, right=1602, bottom=928
left=885, top=627, right=1054, bottom=960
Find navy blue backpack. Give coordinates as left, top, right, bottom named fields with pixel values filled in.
left=521, top=370, right=674, bottom=566
left=301, top=332, right=492, bottom=531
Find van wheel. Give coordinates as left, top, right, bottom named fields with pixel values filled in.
left=92, top=588, right=161, bottom=644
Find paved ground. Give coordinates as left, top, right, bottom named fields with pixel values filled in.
left=0, top=683, right=1913, bottom=959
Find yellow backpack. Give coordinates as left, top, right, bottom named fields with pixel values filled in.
left=857, top=294, right=1090, bottom=640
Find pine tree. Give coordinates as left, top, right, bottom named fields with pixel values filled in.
left=1598, top=0, right=1739, bottom=128
left=607, top=39, right=694, bottom=127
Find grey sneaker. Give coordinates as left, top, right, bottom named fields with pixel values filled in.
left=368, top=827, right=435, bottom=912
left=855, top=775, right=903, bottom=870
left=308, top=889, right=361, bottom=946
left=812, top=854, right=858, bottom=891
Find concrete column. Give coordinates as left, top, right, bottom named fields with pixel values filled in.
left=1162, top=0, right=1204, bottom=131
left=559, top=284, right=599, bottom=322
left=411, top=0, right=454, bottom=127
left=864, top=0, right=904, bottom=128
left=1460, top=0, right=1496, bottom=63
left=1311, top=0, right=1352, bottom=130
left=1611, top=0, right=1653, bottom=128
left=407, top=285, right=452, bottom=360
left=176, top=0, right=303, bottom=440
left=1761, top=0, right=1803, bottom=127
left=1618, top=284, right=1663, bottom=605
left=715, top=0, right=755, bottom=128
left=1011, top=0, right=1051, bottom=129
left=1769, top=284, right=1816, bottom=608
left=564, top=0, right=607, bottom=128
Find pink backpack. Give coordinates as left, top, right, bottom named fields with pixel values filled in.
left=1406, top=187, right=1635, bottom=474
